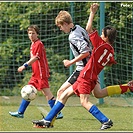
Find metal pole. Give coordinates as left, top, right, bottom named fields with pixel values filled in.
left=69, top=2, right=74, bottom=75
left=131, top=5, right=133, bottom=126
left=99, top=2, right=105, bottom=104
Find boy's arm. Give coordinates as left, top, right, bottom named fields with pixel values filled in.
left=86, top=3, right=99, bottom=34
left=63, top=52, right=90, bottom=67
left=18, top=56, right=38, bottom=72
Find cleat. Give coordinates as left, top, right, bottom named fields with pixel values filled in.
left=128, top=80, right=133, bottom=92
left=56, top=112, right=63, bottom=119
left=9, top=111, right=24, bottom=118
left=100, top=119, right=113, bottom=130
left=32, top=119, right=52, bottom=128
left=32, top=116, right=56, bottom=128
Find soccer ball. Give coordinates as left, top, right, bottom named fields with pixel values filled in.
left=21, top=85, right=37, bottom=101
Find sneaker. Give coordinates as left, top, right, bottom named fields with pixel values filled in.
left=9, top=111, right=24, bottom=118
left=128, top=80, right=133, bottom=92
left=100, top=119, right=113, bottom=130
left=56, top=112, right=63, bottom=119
left=32, top=119, right=51, bottom=128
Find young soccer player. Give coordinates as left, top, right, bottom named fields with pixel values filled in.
left=9, top=25, right=63, bottom=119
left=32, top=3, right=117, bottom=130
left=54, top=10, right=92, bottom=116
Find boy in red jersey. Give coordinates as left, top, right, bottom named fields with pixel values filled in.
left=9, top=25, right=63, bottom=119
left=32, top=3, right=116, bottom=130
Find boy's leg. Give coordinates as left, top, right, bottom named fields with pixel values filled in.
left=33, top=86, right=74, bottom=128
left=9, top=99, right=30, bottom=118
left=32, top=101, right=64, bottom=128
left=48, top=97, right=63, bottom=119
left=80, top=90, right=113, bottom=130
left=107, top=84, right=131, bottom=96
left=89, top=105, right=113, bottom=130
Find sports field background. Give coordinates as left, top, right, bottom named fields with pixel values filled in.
left=0, top=2, right=133, bottom=132
left=0, top=95, right=133, bottom=131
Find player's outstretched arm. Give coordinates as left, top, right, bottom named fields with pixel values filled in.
left=86, top=3, right=99, bottom=34
left=18, top=56, right=38, bottom=73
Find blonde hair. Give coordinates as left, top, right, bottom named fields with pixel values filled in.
left=55, top=10, right=73, bottom=26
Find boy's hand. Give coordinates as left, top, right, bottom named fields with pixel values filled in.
left=90, top=3, right=99, bottom=14
left=63, top=59, right=71, bottom=67
left=86, top=3, right=99, bottom=34
left=18, top=66, right=25, bottom=72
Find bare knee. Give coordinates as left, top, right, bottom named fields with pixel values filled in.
left=57, top=88, right=64, bottom=99
left=80, top=100, right=86, bottom=107
left=80, top=99, right=93, bottom=110
left=80, top=98, right=88, bottom=107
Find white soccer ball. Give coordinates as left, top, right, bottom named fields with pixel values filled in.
left=21, top=85, right=37, bottom=101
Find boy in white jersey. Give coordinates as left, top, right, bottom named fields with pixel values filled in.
left=55, top=10, right=92, bottom=106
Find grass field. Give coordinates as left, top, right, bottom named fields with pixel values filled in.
left=0, top=95, right=133, bottom=132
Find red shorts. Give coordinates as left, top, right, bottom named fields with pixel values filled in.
left=72, top=77, right=96, bottom=97
left=28, top=77, right=49, bottom=91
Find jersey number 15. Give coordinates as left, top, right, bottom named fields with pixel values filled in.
left=98, top=49, right=113, bottom=66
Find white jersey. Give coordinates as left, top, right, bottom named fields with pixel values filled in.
left=69, top=25, right=92, bottom=71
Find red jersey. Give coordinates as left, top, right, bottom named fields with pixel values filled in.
left=79, top=30, right=116, bottom=81
left=30, top=39, right=50, bottom=79
left=73, top=30, right=116, bottom=96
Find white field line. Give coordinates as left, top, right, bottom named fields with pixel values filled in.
left=37, top=106, right=48, bottom=116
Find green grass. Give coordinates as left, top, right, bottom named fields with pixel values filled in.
left=0, top=96, right=133, bottom=132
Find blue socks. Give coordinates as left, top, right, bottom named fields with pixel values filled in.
left=18, top=97, right=56, bottom=114
left=45, top=101, right=64, bottom=121
left=48, top=99, right=56, bottom=108
left=89, top=105, right=108, bottom=123
left=18, top=99, right=30, bottom=114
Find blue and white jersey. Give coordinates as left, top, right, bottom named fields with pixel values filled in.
left=69, top=25, right=92, bottom=71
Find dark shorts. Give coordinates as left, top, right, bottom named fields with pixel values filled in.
left=67, top=70, right=80, bottom=85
